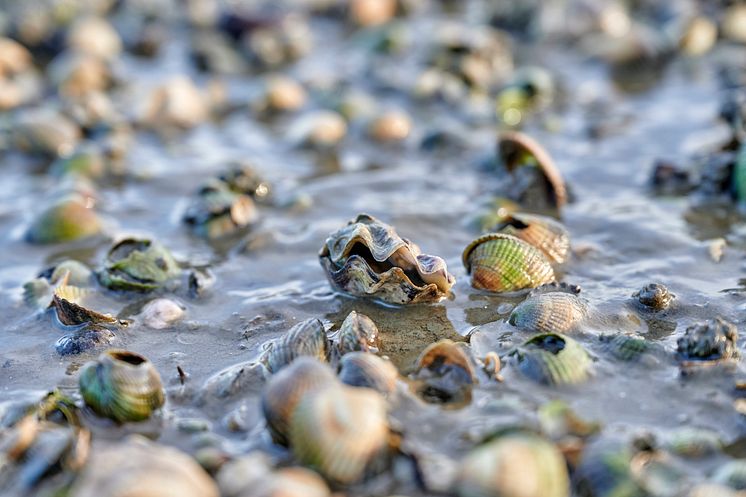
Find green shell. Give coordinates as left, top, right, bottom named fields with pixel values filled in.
left=26, top=195, right=102, bottom=244
left=334, top=310, right=380, bottom=356
left=263, top=319, right=329, bottom=374
left=462, top=234, right=555, bottom=293
left=491, top=213, right=570, bottom=265
left=731, top=142, right=746, bottom=206
left=290, top=385, right=389, bottom=485
left=509, top=292, right=588, bottom=334
left=78, top=349, right=164, bottom=423
left=97, top=238, right=181, bottom=292
left=50, top=149, right=106, bottom=179
left=600, top=334, right=658, bottom=362
left=261, top=357, right=337, bottom=446
left=338, top=352, right=398, bottom=396
left=510, top=333, right=591, bottom=386
left=456, top=432, right=570, bottom=497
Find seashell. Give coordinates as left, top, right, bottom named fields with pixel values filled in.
left=633, top=283, right=674, bottom=311
left=0, top=37, right=32, bottom=78
left=413, top=340, right=475, bottom=404
left=497, top=131, right=566, bottom=210
left=253, top=467, right=331, bottom=497
left=509, top=292, right=588, bottom=334
left=45, top=260, right=93, bottom=286
left=489, top=212, right=570, bottom=265
left=510, top=333, right=591, bottom=386
left=289, top=110, right=347, bottom=149
left=722, top=4, right=746, bottom=44
left=69, top=435, right=218, bottom=497
left=183, top=183, right=258, bottom=239
left=456, top=432, right=570, bottom=497
left=676, top=318, right=739, bottom=367
left=13, top=423, right=77, bottom=489
left=261, top=357, right=338, bottom=446
left=462, top=233, right=555, bottom=293
left=138, top=298, right=185, bottom=329
left=629, top=451, right=690, bottom=497
left=663, top=428, right=722, bottom=458
left=688, top=484, right=742, bottom=497
left=333, top=310, right=380, bottom=356
left=468, top=198, right=520, bottom=233
left=243, top=15, right=313, bottom=68
left=48, top=52, right=111, bottom=98
left=262, top=319, right=330, bottom=374
left=349, top=0, right=397, bottom=27
left=13, top=109, right=81, bottom=158
left=50, top=148, right=107, bottom=180
left=55, top=326, right=115, bottom=356
left=338, top=352, right=398, bottom=395
left=573, top=438, right=644, bottom=497
left=218, top=163, right=272, bottom=202
left=139, top=76, right=209, bottom=129
left=369, top=110, right=412, bottom=143
left=51, top=283, right=118, bottom=327
left=67, top=17, right=122, bottom=61
left=97, top=238, right=181, bottom=292
left=25, top=195, right=102, bottom=244
left=712, top=460, right=746, bottom=490
left=78, top=350, right=164, bottom=423
left=263, top=75, right=306, bottom=113
left=496, top=66, right=555, bottom=127
left=599, top=333, right=660, bottom=362
left=289, top=385, right=389, bottom=485
left=679, top=17, right=717, bottom=56
left=538, top=400, right=600, bottom=439
left=320, top=214, right=455, bottom=305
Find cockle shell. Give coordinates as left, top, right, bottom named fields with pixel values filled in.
left=333, top=310, right=380, bottom=356
left=462, top=233, right=555, bottom=292
left=510, top=333, right=591, bottom=386
left=509, top=292, right=588, bottom=334
left=97, top=238, right=181, bottom=292
left=320, top=214, right=454, bottom=304
left=138, top=298, right=185, bottom=329
left=78, top=350, right=164, bottom=423
left=289, top=385, right=389, bottom=485
left=261, top=357, right=337, bottom=446
left=338, top=352, right=398, bottom=396
left=456, top=432, right=570, bottom=497
left=262, top=319, right=329, bottom=374
left=490, top=212, right=570, bottom=265
left=600, top=333, right=661, bottom=362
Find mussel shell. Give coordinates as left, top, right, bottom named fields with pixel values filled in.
left=98, top=238, right=181, bottom=292
left=261, top=357, right=338, bottom=446
left=509, top=292, right=588, bottom=334
left=338, top=352, right=398, bottom=395
left=334, top=310, right=380, bottom=356
left=462, top=233, right=555, bottom=292
left=456, top=432, right=570, bottom=497
left=510, top=333, right=591, bottom=386
left=78, top=350, right=164, bottom=423
left=55, top=326, right=115, bottom=356
left=263, top=319, right=329, bottom=374
left=289, top=385, right=389, bottom=485
left=491, top=213, right=570, bottom=265
left=413, top=340, right=475, bottom=404
left=26, top=195, right=102, bottom=245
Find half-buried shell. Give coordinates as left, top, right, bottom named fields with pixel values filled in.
left=262, top=319, right=330, bottom=374
left=509, top=333, right=591, bottom=386
left=509, top=291, right=588, bottom=334
left=412, top=340, right=476, bottom=405
left=489, top=212, right=570, bottom=265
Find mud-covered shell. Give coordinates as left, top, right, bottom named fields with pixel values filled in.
left=456, top=432, right=570, bottom=497
left=183, top=184, right=258, bottom=239
left=510, top=333, right=591, bottom=386
left=26, top=195, right=102, bottom=244
left=509, top=292, right=588, bottom=334
left=263, top=319, right=329, bottom=374
left=338, top=352, right=398, bottom=395
left=70, top=436, right=219, bottom=497
left=633, top=283, right=674, bottom=311
left=55, top=327, right=115, bottom=356
left=51, top=284, right=118, bottom=326
left=98, top=238, right=181, bottom=292
left=334, top=310, right=380, bottom=356
left=490, top=213, right=570, bottom=265
left=320, top=214, right=454, bottom=304
left=261, top=357, right=338, bottom=446
left=462, top=233, right=555, bottom=293
left=78, top=350, right=164, bottom=423
left=676, top=318, right=739, bottom=364
left=290, top=385, right=389, bottom=485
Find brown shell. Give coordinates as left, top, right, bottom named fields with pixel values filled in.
left=262, top=319, right=330, bottom=374
left=491, top=213, right=570, bottom=265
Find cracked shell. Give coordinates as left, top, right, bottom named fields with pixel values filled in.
left=509, top=292, right=588, bottom=334
left=97, top=238, right=181, bottom=292
left=510, top=333, right=592, bottom=386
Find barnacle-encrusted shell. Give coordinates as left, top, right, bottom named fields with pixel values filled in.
left=26, top=195, right=102, bottom=244
left=78, top=350, right=164, bottom=423
left=633, top=283, right=674, bottom=311
left=456, top=432, right=570, bottom=497
left=573, top=439, right=644, bottom=497
left=413, top=340, right=475, bottom=404
left=320, top=214, right=455, bottom=304
left=462, top=233, right=555, bottom=292
left=333, top=310, right=380, bottom=356
left=338, top=352, right=398, bottom=396
left=510, top=333, right=591, bottom=385
left=183, top=183, right=258, bottom=239
left=262, top=319, right=329, bottom=374
left=69, top=436, right=219, bottom=497
left=55, top=327, right=115, bottom=356
left=261, top=357, right=337, bottom=446
left=676, top=318, right=739, bottom=365
left=98, top=238, right=181, bottom=292
left=289, top=385, right=389, bottom=485
left=509, top=292, right=588, bottom=334
left=490, top=213, right=570, bottom=265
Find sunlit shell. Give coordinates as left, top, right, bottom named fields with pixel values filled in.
left=338, top=352, right=398, bottom=396
left=676, top=318, right=739, bottom=366
left=253, top=467, right=331, bottom=497
left=413, top=340, right=475, bottom=404
left=51, top=284, right=117, bottom=326
left=264, top=75, right=306, bottom=112
left=183, top=183, right=258, bottom=239
left=261, top=357, right=338, bottom=446
left=262, top=319, right=330, bottom=374
left=498, top=131, right=566, bottom=210
left=320, top=214, right=455, bottom=304
left=0, top=37, right=32, bottom=78
left=633, top=283, right=674, bottom=311
left=70, top=436, right=218, bottom=497
left=663, top=428, right=723, bottom=458
left=462, top=233, right=555, bottom=292
left=138, top=298, right=185, bottom=329
left=509, top=292, right=588, bottom=334
left=490, top=213, right=570, bottom=265
left=78, top=350, right=164, bottom=423
left=369, top=110, right=412, bottom=143
left=55, top=326, right=115, bottom=356
left=350, top=0, right=396, bottom=27
left=510, top=333, right=591, bottom=386
left=48, top=52, right=111, bottom=97
left=333, top=310, right=380, bottom=356
left=456, top=432, right=570, bottom=497
left=97, top=238, right=181, bottom=292
left=290, top=385, right=389, bottom=485
left=26, top=195, right=102, bottom=245
left=139, top=76, right=209, bottom=129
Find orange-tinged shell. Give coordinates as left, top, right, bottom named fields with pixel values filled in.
left=491, top=213, right=570, bottom=265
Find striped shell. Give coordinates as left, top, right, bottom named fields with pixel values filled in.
left=413, top=340, right=476, bottom=404
left=261, top=357, right=338, bottom=446
left=290, top=385, right=389, bottom=485
left=462, top=234, right=555, bottom=292
left=509, top=292, right=588, bottom=334
left=456, top=432, right=570, bottom=497
left=78, top=350, right=164, bottom=423
left=490, top=213, right=570, bottom=265
left=262, top=319, right=329, bottom=374
left=338, top=352, right=398, bottom=395
left=510, top=333, right=591, bottom=386
left=319, top=214, right=454, bottom=304
left=334, top=310, right=380, bottom=356
left=600, top=334, right=659, bottom=362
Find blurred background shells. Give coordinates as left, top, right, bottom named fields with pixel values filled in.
left=25, top=194, right=102, bottom=244
left=676, top=318, right=739, bottom=367
left=338, top=352, right=398, bottom=395
left=183, top=182, right=258, bottom=239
